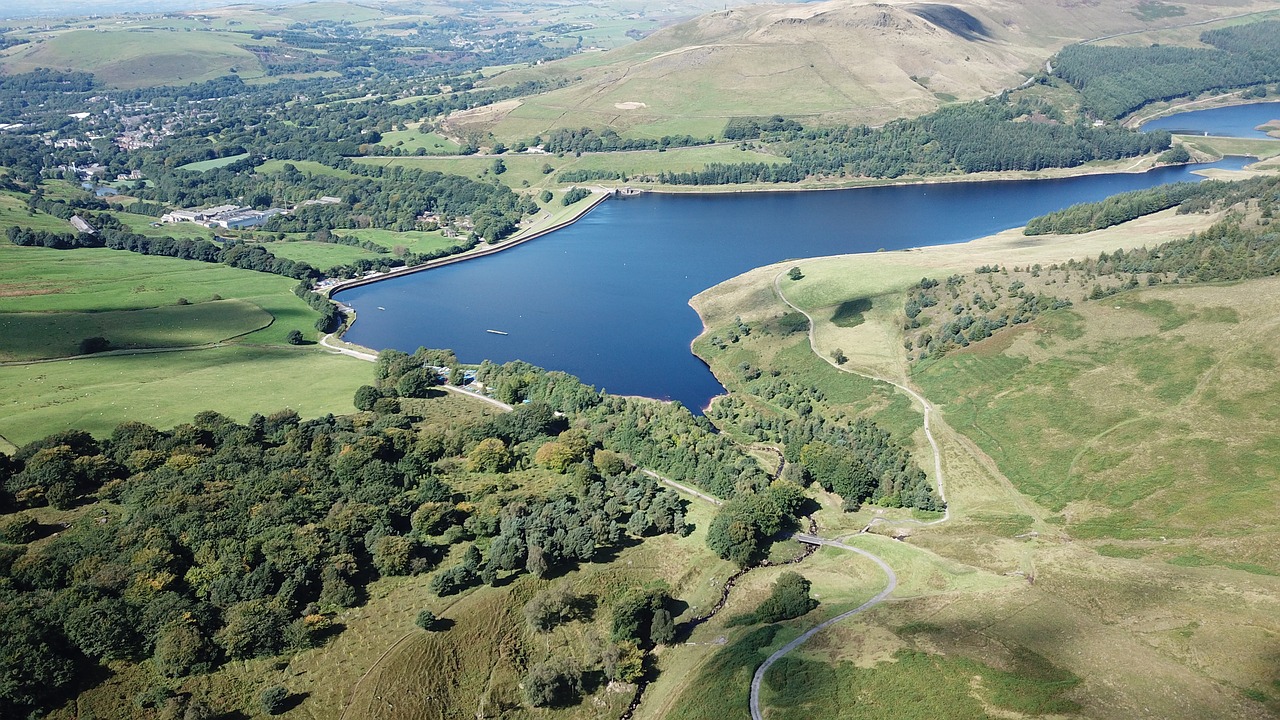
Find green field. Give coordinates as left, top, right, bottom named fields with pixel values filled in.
left=359, top=144, right=786, bottom=190
left=0, top=345, right=366, bottom=447
left=256, top=159, right=357, bottom=179
left=0, top=241, right=363, bottom=443
left=0, top=243, right=300, bottom=313
left=114, top=212, right=219, bottom=239
left=257, top=240, right=385, bottom=268
left=0, top=191, right=72, bottom=233
left=377, top=126, right=462, bottom=155
left=0, top=299, right=272, bottom=361
left=177, top=153, right=250, bottom=172
left=0, top=28, right=270, bottom=88
left=339, top=228, right=467, bottom=255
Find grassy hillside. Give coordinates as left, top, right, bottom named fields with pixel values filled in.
left=0, top=240, right=364, bottom=443
left=0, top=28, right=269, bottom=88
left=688, top=186, right=1280, bottom=718
left=459, top=0, right=1278, bottom=141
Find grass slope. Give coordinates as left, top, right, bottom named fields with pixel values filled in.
left=0, top=241, right=364, bottom=443
left=1, top=28, right=268, bottom=88
left=690, top=199, right=1280, bottom=718
left=0, top=298, right=272, bottom=361
left=457, top=0, right=1269, bottom=142
left=0, top=345, right=365, bottom=445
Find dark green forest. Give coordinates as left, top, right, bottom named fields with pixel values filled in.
left=1054, top=21, right=1280, bottom=120
left=1024, top=175, right=1280, bottom=235
left=660, top=98, right=1170, bottom=185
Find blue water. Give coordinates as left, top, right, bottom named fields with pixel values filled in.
left=337, top=156, right=1251, bottom=411
left=1142, top=101, right=1280, bottom=139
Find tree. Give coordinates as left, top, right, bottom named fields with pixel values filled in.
left=372, top=535, right=415, bottom=576
left=648, top=608, right=674, bottom=646
left=286, top=329, right=305, bottom=345
left=603, top=640, right=645, bottom=682
left=754, top=571, right=818, bottom=623
left=788, top=266, right=804, bottom=281
left=524, top=657, right=583, bottom=707
left=832, top=348, right=847, bottom=364
left=524, top=584, right=581, bottom=632
left=353, top=385, right=381, bottom=411
left=396, top=368, right=439, bottom=398
left=467, top=438, right=512, bottom=473
left=260, top=686, right=288, bottom=715
left=535, top=441, right=576, bottom=473
left=491, top=158, right=506, bottom=175
left=415, top=610, right=437, bottom=630
left=78, top=336, right=110, bottom=354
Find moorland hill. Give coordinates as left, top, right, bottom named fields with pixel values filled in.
left=456, top=0, right=1277, bottom=139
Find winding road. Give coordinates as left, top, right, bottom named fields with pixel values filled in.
left=730, top=268, right=956, bottom=720
left=749, top=538, right=898, bottom=720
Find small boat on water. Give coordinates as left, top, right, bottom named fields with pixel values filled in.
left=486, top=329, right=509, bottom=335
left=377, top=306, right=385, bottom=310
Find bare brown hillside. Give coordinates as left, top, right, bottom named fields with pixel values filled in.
left=459, top=0, right=1275, bottom=140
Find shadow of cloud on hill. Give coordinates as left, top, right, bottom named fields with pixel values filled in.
left=905, top=4, right=992, bottom=41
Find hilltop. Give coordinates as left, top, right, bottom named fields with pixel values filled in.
left=456, top=0, right=1279, bottom=140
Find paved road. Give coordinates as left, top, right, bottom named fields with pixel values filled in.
left=748, top=538, right=898, bottom=720
left=739, top=268, right=959, bottom=720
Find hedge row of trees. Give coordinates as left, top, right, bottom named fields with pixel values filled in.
left=533, top=127, right=710, bottom=154
left=722, top=115, right=804, bottom=140
left=1054, top=20, right=1280, bottom=119
left=5, top=225, right=322, bottom=282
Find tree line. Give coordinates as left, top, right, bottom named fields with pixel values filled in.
left=1054, top=20, right=1280, bottom=120
left=657, top=97, right=1170, bottom=185
left=1024, top=175, right=1280, bottom=235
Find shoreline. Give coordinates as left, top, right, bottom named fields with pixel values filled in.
left=323, top=190, right=611, bottom=297
left=326, top=98, right=1280, bottom=299
left=327, top=151, right=1212, bottom=299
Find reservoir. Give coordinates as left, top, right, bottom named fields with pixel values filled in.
left=1141, top=101, right=1280, bottom=139
left=338, top=156, right=1251, bottom=411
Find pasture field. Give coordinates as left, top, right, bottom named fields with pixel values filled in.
left=0, top=240, right=360, bottom=443
left=339, top=228, right=466, bottom=256
left=0, top=345, right=366, bottom=446
left=114, top=212, right=220, bottom=239
left=0, top=191, right=72, bottom=234
left=0, top=242, right=301, bottom=314
left=0, top=28, right=270, bottom=88
left=377, top=126, right=462, bottom=155
left=359, top=144, right=786, bottom=191
left=176, top=152, right=250, bottom=172
left=255, top=159, right=358, bottom=179
left=0, top=298, right=271, bottom=361
left=257, top=239, right=385, bottom=269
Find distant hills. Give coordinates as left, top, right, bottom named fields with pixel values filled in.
left=460, top=0, right=1280, bottom=140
